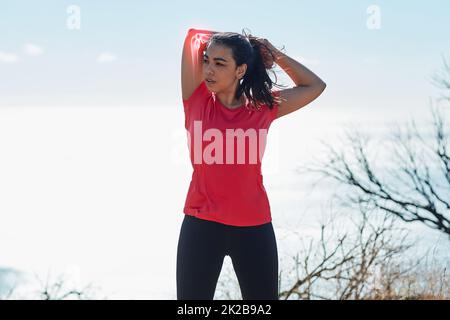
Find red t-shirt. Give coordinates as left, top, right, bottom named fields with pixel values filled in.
left=182, top=80, right=279, bottom=226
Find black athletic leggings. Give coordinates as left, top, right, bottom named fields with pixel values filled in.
left=176, top=214, right=279, bottom=300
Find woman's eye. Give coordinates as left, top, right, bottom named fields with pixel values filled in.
left=203, top=59, right=223, bottom=66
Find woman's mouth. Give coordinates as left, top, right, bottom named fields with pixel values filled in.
left=206, top=79, right=216, bottom=84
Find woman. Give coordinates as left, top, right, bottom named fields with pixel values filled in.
left=177, top=28, right=326, bottom=300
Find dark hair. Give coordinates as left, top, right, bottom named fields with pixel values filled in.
left=206, top=29, right=286, bottom=110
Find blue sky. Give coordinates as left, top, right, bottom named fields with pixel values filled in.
left=1, top=0, right=449, bottom=108
left=0, top=1, right=449, bottom=299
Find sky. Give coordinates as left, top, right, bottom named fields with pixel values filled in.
left=0, top=1, right=449, bottom=299
left=1, top=0, right=449, bottom=109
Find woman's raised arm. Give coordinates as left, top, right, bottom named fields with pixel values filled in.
left=181, top=28, right=218, bottom=101
left=251, top=37, right=326, bottom=119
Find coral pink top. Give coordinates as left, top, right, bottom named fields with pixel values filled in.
left=182, top=80, right=279, bottom=226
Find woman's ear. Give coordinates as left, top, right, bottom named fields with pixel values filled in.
left=236, top=63, right=247, bottom=79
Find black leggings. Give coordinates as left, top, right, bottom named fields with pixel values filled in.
left=176, top=214, right=279, bottom=300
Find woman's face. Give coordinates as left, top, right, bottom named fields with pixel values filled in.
left=202, top=43, right=247, bottom=93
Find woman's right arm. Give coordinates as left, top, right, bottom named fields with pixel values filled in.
left=181, top=28, right=218, bottom=101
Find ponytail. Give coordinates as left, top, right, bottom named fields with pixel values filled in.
left=208, top=29, right=285, bottom=110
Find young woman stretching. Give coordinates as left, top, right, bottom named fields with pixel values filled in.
left=177, top=28, right=326, bottom=300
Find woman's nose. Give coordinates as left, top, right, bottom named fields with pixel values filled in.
left=204, top=63, right=214, bottom=74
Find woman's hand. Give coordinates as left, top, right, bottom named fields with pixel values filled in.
left=248, top=36, right=283, bottom=69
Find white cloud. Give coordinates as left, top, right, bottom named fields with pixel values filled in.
left=96, top=52, right=118, bottom=63
left=23, top=43, right=44, bottom=56
left=0, top=51, right=20, bottom=63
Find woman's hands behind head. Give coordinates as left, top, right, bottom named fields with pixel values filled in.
left=247, top=35, right=283, bottom=69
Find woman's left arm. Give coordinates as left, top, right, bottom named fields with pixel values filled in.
left=257, top=38, right=327, bottom=119
left=275, top=51, right=326, bottom=87
left=274, top=51, right=326, bottom=119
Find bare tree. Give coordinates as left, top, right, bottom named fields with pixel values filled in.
left=430, top=54, right=450, bottom=102
left=277, top=209, right=416, bottom=300
left=34, top=270, right=101, bottom=300
left=296, top=58, right=450, bottom=236
left=296, top=107, right=449, bottom=236
left=0, top=268, right=105, bottom=300
left=366, top=247, right=449, bottom=299
left=0, top=267, right=21, bottom=300
left=214, top=207, right=448, bottom=300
